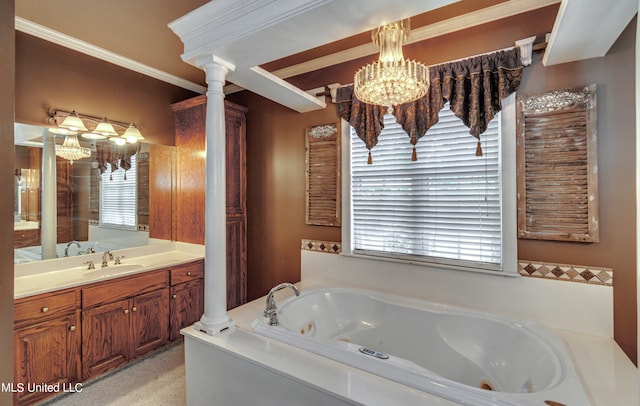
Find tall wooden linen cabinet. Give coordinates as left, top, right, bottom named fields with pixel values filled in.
left=170, top=96, right=248, bottom=309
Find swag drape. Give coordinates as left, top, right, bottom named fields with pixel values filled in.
left=96, top=142, right=138, bottom=180
left=337, top=48, right=523, bottom=163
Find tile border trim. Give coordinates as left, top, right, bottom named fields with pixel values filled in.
left=518, top=260, right=613, bottom=286
left=300, top=241, right=613, bottom=286
left=301, top=239, right=341, bottom=254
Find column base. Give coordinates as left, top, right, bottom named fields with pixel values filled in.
left=195, top=314, right=236, bottom=335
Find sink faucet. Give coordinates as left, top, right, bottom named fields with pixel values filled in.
left=101, top=251, right=114, bottom=268
left=64, top=240, right=82, bottom=257
left=264, top=283, right=300, bottom=326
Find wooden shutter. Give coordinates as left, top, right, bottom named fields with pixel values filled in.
left=305, top=123, right=341, bottom=226
left=516, top=85, right=598, bottom=242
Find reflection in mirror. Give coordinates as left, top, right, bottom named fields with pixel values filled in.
left=14, top=123, right=157, bottom=264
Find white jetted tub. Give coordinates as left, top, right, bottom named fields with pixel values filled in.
left=253, top=287, right=590, bottom=406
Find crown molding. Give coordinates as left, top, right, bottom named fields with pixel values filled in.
left=15, top=17, right=206, bottom=94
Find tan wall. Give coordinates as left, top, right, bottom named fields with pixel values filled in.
left=519, top=18, right=637, bottom=362
left=15, top=32, right=199, bottom=145
left=230, top=6, right=638, bottom=362
left=228, top=93, right=342, bottom=300
left=1, top=0, right=15, bottom=403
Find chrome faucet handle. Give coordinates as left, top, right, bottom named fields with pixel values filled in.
left=101, top=251, right=114, bottom=267
left=114, top=255, right=125, bottom=265
left=84, top=260, right=95, bottom=270
left=264, top=283, right=301, bottom=326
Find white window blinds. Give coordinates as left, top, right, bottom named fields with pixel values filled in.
left=350, top=107, right=502, bottom=270
left=100, top=154, right=137, bottom=229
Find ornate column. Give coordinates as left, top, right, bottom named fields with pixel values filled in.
left=195, top=57, right=237, bottom=335
left=41, top=131, right=57, bottom=260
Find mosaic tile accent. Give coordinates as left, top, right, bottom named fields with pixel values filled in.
left=518, top=260, right=613, bottom=286
left=301, top=239, right=341, bottom=254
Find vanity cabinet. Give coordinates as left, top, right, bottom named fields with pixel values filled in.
left=81, top=270, right=169, bottom=379
left=13, top=261, right=203, bottom=403
left=169, top=260, right=204, bottom=341
left=13, top=289, right=81, bottom=406
left=13, top=228, right=39, bottom=249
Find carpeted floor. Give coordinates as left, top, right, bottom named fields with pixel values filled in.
left=43, top=342, right=186, bottom=406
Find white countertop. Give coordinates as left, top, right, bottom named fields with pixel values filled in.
left=184, top=280, right=638, bottom=406
left=14, top=241, right=204, bottom=299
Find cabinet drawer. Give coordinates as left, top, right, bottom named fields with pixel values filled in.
left=170, top=261, right=204, bottom=285
left=14, top=289, right=79, bottom=326
left=83, top=270, right=168, bottom=309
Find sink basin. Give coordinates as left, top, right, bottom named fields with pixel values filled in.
left=82, top=264, right=146, bottom=278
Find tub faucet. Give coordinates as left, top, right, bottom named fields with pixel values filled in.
left=64, top=240, right=82, bottom=257
left=264, top=283, right=300, bottom=326
left=101, top=251, right=114, bottom=268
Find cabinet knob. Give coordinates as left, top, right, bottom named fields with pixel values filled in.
left=132, top=307, right=137, bottom=312
left=186, top=272, right=192, bottom=276
left=69, top=325, right=76, bottom=332
left=41, top=307, right=49, bottom=313
left=124, top=309, right=129, bottom=314
left=172, top=294, right=177, bottom=299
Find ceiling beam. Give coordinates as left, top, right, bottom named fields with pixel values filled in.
left=224, top=0, right=561, bottom=94
left=542, top=0, right=637, bottom=66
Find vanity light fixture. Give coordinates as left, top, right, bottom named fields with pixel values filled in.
left=123, top=123, right=144, bottom=143
left=353, top=19, right=429, bottom=112
left=48, top=109, right=144, bottom=146
left=109, top=136, right=127, bottom=146
left=80, top=131, right=108, bottom=140
left=48, top=127, right=78, bottom=136
left=59, top=111, right=89, bottom=132
left=93, top=118, right=118, bottom=138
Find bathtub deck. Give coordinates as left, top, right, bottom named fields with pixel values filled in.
left=183, top=280, right=638, bottom=406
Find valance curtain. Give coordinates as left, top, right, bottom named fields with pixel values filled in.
left=96, top=142, right=138, bottom=179
left=337, top=48, right=523, bottom=163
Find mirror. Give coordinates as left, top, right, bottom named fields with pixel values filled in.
left=13, top=123, right=169, bottom=264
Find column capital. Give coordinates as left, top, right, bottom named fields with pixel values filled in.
left=196, top=54, right=235, bottom=72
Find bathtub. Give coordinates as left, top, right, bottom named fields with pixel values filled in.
left=253, top=287, right=590, bottom=406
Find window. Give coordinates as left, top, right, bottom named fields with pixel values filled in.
left=100, top=154, right=137, bottom=229
left=344, top=96, right=517, bottom=273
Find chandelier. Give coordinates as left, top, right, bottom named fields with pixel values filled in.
left=54, top=133, right=91, bottom=164
left=354, top=19, right=429, bottom=112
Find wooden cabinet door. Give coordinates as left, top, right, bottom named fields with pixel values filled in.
left=82, top=299, right=130, bottom=379
left=14, top=312, right=80, bottom=405
left=131, top=288, right=169, bottom=357
left=225, top=102, right=248, bottom=309
left=170, top=280, right=204, bottom=341
left=171, top=97, right=248, bottom=309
